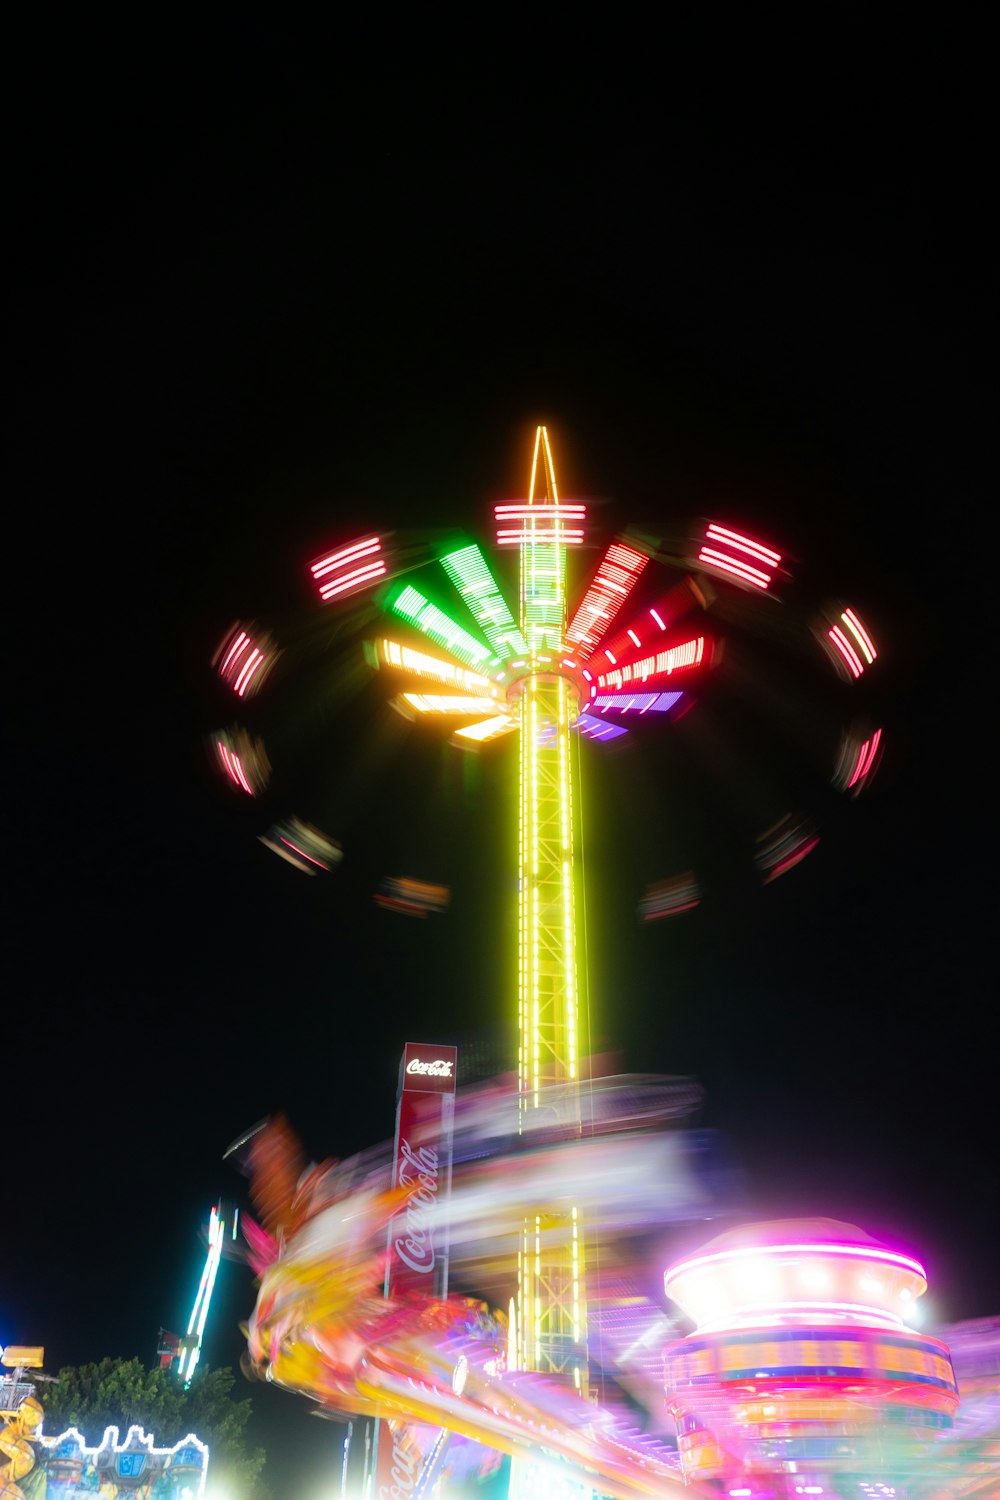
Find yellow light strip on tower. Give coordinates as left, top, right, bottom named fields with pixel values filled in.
left=531, top=680, right=540, bottom=1106
left=376, top=638, right=493, bottom=693
left=452, top=713, right=516, bottom=743
left=524, top=687, right=530, bottom=1128
left=400, top=693, right=500, bottom=714
left=559, top=677, right=577, bottom=1082
left=508, top=430, right=588, bottom=1395
left=528, top=425, right=542, bottom=505
left=540, top=425, right=560, bottom=503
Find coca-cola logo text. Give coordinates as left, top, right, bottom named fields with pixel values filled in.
left=393, top=1139, right=439, bottom=1275
left=377, top=1419, right=418, bottom=1499
left=405, top=1057, right=454, bottom=1077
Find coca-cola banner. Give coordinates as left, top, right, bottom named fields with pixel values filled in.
left=373, top=1043, right=457, bottom=1496
left=387, top=1043, right=457, bottom=1296
left=400, top=1040, right=458, bottom=1094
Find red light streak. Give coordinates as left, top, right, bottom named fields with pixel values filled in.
left=215, top=624, right=275, bottom=699
left=280, top=837, right=329, bottom=871
left=828, top=624, right=863, bottom=678
left=565, top=542, right=648, bottom=658
left=842, top=607, right=877, bottom=663
left=589, top=579, right=704, bottom=672
left=763, top=835, right=820, bottom=882
left=858, top=727, right=882, bottom=779
left=310, top=536, right=386, bottom=601
left=847, top=728, right=882, bottom=789
left=697, top=547, right=771, bottom=589
left=494, top=503, right=586, bottom=519
left=220, top=631, right=249, bottom=675
left=705, top=522, right=781, bottom=567
left=218, top=744, right=236, bottom=780
left=696, top=523, right=782, bottom=590
left=319, top=560, right=386, bottom=598
left=598, top=636, right=705, bottom=691
left=311, top=537, right=381, bottom=578
left=218, top=743, right=254, bottom=795
left=847, top=744, right=867, bottom=786
left=496, top=529, right=584, bottom=545
left=231, top=755, right=253, bottom=794
left=641, top=900, right=699, bottom=920
left=233, top=647, right=263, bottom=697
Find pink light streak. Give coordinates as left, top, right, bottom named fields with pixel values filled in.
left=319, top=560, right=386, bottom=598
left=705, top=522, right=781, bottom=567
left=496, top=528, right=584, bottom=545
left=589, top=578, right=703, bottom=670
left=215, top=625, right=275, bottom=698
left=828, top=624, right=864, bottom=678
left=696, top=523, right=782, bottom=590
left=641, top=900, right=700, bottom=920
left=310, top=536, right=386, bottom=601
left=598, top=636, right=705, bottom=691
left=565, top=541, right=648, bottom=657
left=763, top=835, right=820, bottom=882
left=665, top=1241, right=926, bottom=1282
left=230, top=755, right=253, bottom=794
left=220, top=631, right=249, bottom=675
left=218, top=743, right=254, bottom=795
left=843, top=607, right=877, bottom=663
left=697, top=547, right=771, bottom=589
left=233, top=647, right=264, bottom=697
left=311, top=537, right=381, bottom=578
left=494, top=503, right=586, bottom=519
left=848, top=728, right=883, bottom=789
left=280, top=837, right=329, bottom=871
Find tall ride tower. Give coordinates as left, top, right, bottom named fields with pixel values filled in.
left=509, top=428, right=588, bottom=1396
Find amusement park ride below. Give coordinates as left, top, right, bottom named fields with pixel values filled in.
left=206, top=428, right=1000, bottom=1496
left=1, top=1346, right=209, bottom=1497
left=225, top=1082, right=1000, bottom=1500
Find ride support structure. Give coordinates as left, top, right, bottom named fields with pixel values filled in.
left=510, top=430, right=589, bottom=1402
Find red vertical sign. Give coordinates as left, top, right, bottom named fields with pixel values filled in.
left=372, top=1042, right=457, bottom=1498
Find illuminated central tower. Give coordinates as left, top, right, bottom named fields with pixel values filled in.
left=509, top=428, right=587, bottom=1392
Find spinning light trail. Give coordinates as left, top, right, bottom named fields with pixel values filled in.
left=159, top=1203, right=239, bottom=1387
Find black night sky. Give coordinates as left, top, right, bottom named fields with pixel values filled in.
left=7, top=19, right=996, bottom=1494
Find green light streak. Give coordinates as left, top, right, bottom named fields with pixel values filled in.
left=521, top=533, right=566, bottom=655
left=390, top=583, right=494, bottom=669
left=440, top=542, right=527, bottom=659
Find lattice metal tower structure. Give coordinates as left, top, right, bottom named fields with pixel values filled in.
left=510, top=427, right=588, bottom=1395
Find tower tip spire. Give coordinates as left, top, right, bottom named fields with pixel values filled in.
left=528, top=424, right=559, bottom=504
